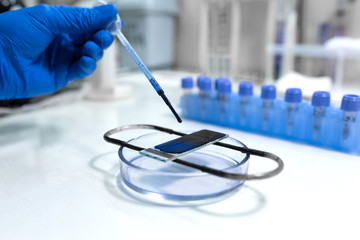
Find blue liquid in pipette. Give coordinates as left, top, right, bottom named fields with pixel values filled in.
left=115, top=29, right=182, bottom=123
left=95, top=1, right=181, bottom=122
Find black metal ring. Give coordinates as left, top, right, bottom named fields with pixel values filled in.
left=104, top=124, right=284, bottom=180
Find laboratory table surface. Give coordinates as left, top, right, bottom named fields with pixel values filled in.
left=0, top=71, right=359, bottom=240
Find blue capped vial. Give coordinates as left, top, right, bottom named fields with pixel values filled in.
left=238, top=81, right=254, bottom=126
left=285, top=88, right=302, bottom=103
left=181, top=77, right=194, bottom=118
left=197, top=75, right=212, bottom=97
left=261, top=85, right=277, bottom=130
left=261, top=85, right=277, bottom=106
left=311, top=91, right=330, bottom=140
left=261, top=85, right=277, bottom=100
left=181, top=77, right=194, bottom=95
left=197, top=75, right=212, bottom=119
left=238, top=81, right=254, bottom=102
left=285, top=88, right=302, bottom=135
left=312, top=91, right=331, bottom=108
left=215, top=77, right=226, bottom=91
left=341, top=94, right=360, bottom=139
left=217, top=78, right=232, bottom=100
left=217, top=78, right=232, bottom=123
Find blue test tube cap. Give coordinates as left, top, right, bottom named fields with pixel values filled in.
left=238, top=81, right=253, bottom=97
left=341, top=94, right=360, bottom=112
left=181, top=77, right=193, bottom=89
left=261, top=85, right=277, bottom=100
left=215, top=77, right=226, bottom=90
left=197, top=75, right=211, bottom=87
left=285, top=88, right=302, bottom=103
left=312, top=91, right=330, bottom=107
left=197, top=75, right=212, bottom=91
left=218, top=79, right=232, bottom=94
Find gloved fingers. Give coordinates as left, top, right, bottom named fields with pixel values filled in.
left=72, top=33, right=93, bottom=46
left=82, top=41, right=103, bottom=61
left=67, top=56, right=97, bottom=81
left=93, top=30, right=114, bottom=49
left=72, top=29, right=114, bottom=50
left=38, top=4, right=117, bottom=35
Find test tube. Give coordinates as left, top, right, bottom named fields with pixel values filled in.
left=311, top=91, right=330, bottom=141
left=238, top=81, right=254, bottom=126
left=217, top=78, right=231, bottom=100
left=217, top=78, right=232, bottom=122
left=340, top=94, right=360, bottom=139
left=181, top=77, right=194, bottom=117
left=285, top=88, right=302, bottom=135
left=261, top=85, right=277, bottom=131
left=197, top=75, right=212, bottom=119
left=182, top=77, right=193, bottom=95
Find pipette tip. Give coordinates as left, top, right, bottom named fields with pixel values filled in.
left=159, top=91, right=182, bottom=123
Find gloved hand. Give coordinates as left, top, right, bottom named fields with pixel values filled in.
left=0, top=4, right=117, bottom=99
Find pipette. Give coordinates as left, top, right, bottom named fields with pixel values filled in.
left=105, top=6, right=182, bottom=123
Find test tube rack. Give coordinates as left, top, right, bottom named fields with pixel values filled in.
left=180, top=77, right=360, bottom=155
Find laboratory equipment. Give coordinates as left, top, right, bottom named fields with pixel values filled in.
left=261, top=85, right=277, bottom=131
left=214, top=77, right=226, bottom=90
left=104, top=124, right=283, bottom=206
left=206, top=0, right=232, bottom=78
left=101, top=1, right=181, bottom=123
left=115, top=0, right=178, bottom=69
left=239, top=81, right=254, bottom=100
left=217, top=78, right=231, bottom=100
left=311, top=91, right=331, bottom=141
left=197, top=75, right=212, bottom=93
left=141, top=129, right=228, bottom=162
left=340, top=94, right=360, bottom=139
left=217, top=78, right=232, bottom=123
left=238, top=81, right=254, bottom=127
left=197, top=75, right=212, bottom=120
left=284, top=88, right=302, bottom=136
left=180, top=76, right=360, bottom=155
left=181, top=77, right=193, bottom=94
left=180, top=77, right=193, bottom=117
left=197, top=0, right=274, bottom=82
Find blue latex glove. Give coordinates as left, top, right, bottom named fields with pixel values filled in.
left=0, top=4, right=117, bottom=99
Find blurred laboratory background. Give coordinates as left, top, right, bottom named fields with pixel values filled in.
left=1, top=0, right=360, bottom=103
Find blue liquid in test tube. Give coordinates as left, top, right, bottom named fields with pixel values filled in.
left=181, top=77, right=194, bottom=117
left=197, top=76, right=212, bottom=119
left=238, top=81, right=253, bottom=126
left=340, top=94, right=360, bottom=139
left=285, top=88, right=302, bottom=135
left=217, top=78, right=232, bottom=122
left=261, top=85, right=276, bottom=131
left=311, top=91, right=330, bottom=141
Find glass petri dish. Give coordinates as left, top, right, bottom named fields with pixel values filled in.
left=117, top=132, right=250, bottom=206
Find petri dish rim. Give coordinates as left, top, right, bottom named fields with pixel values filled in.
left=118, top=133, right=250, bottom=177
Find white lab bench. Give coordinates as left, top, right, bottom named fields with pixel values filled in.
left=0, top=71, right=359, bottom=240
